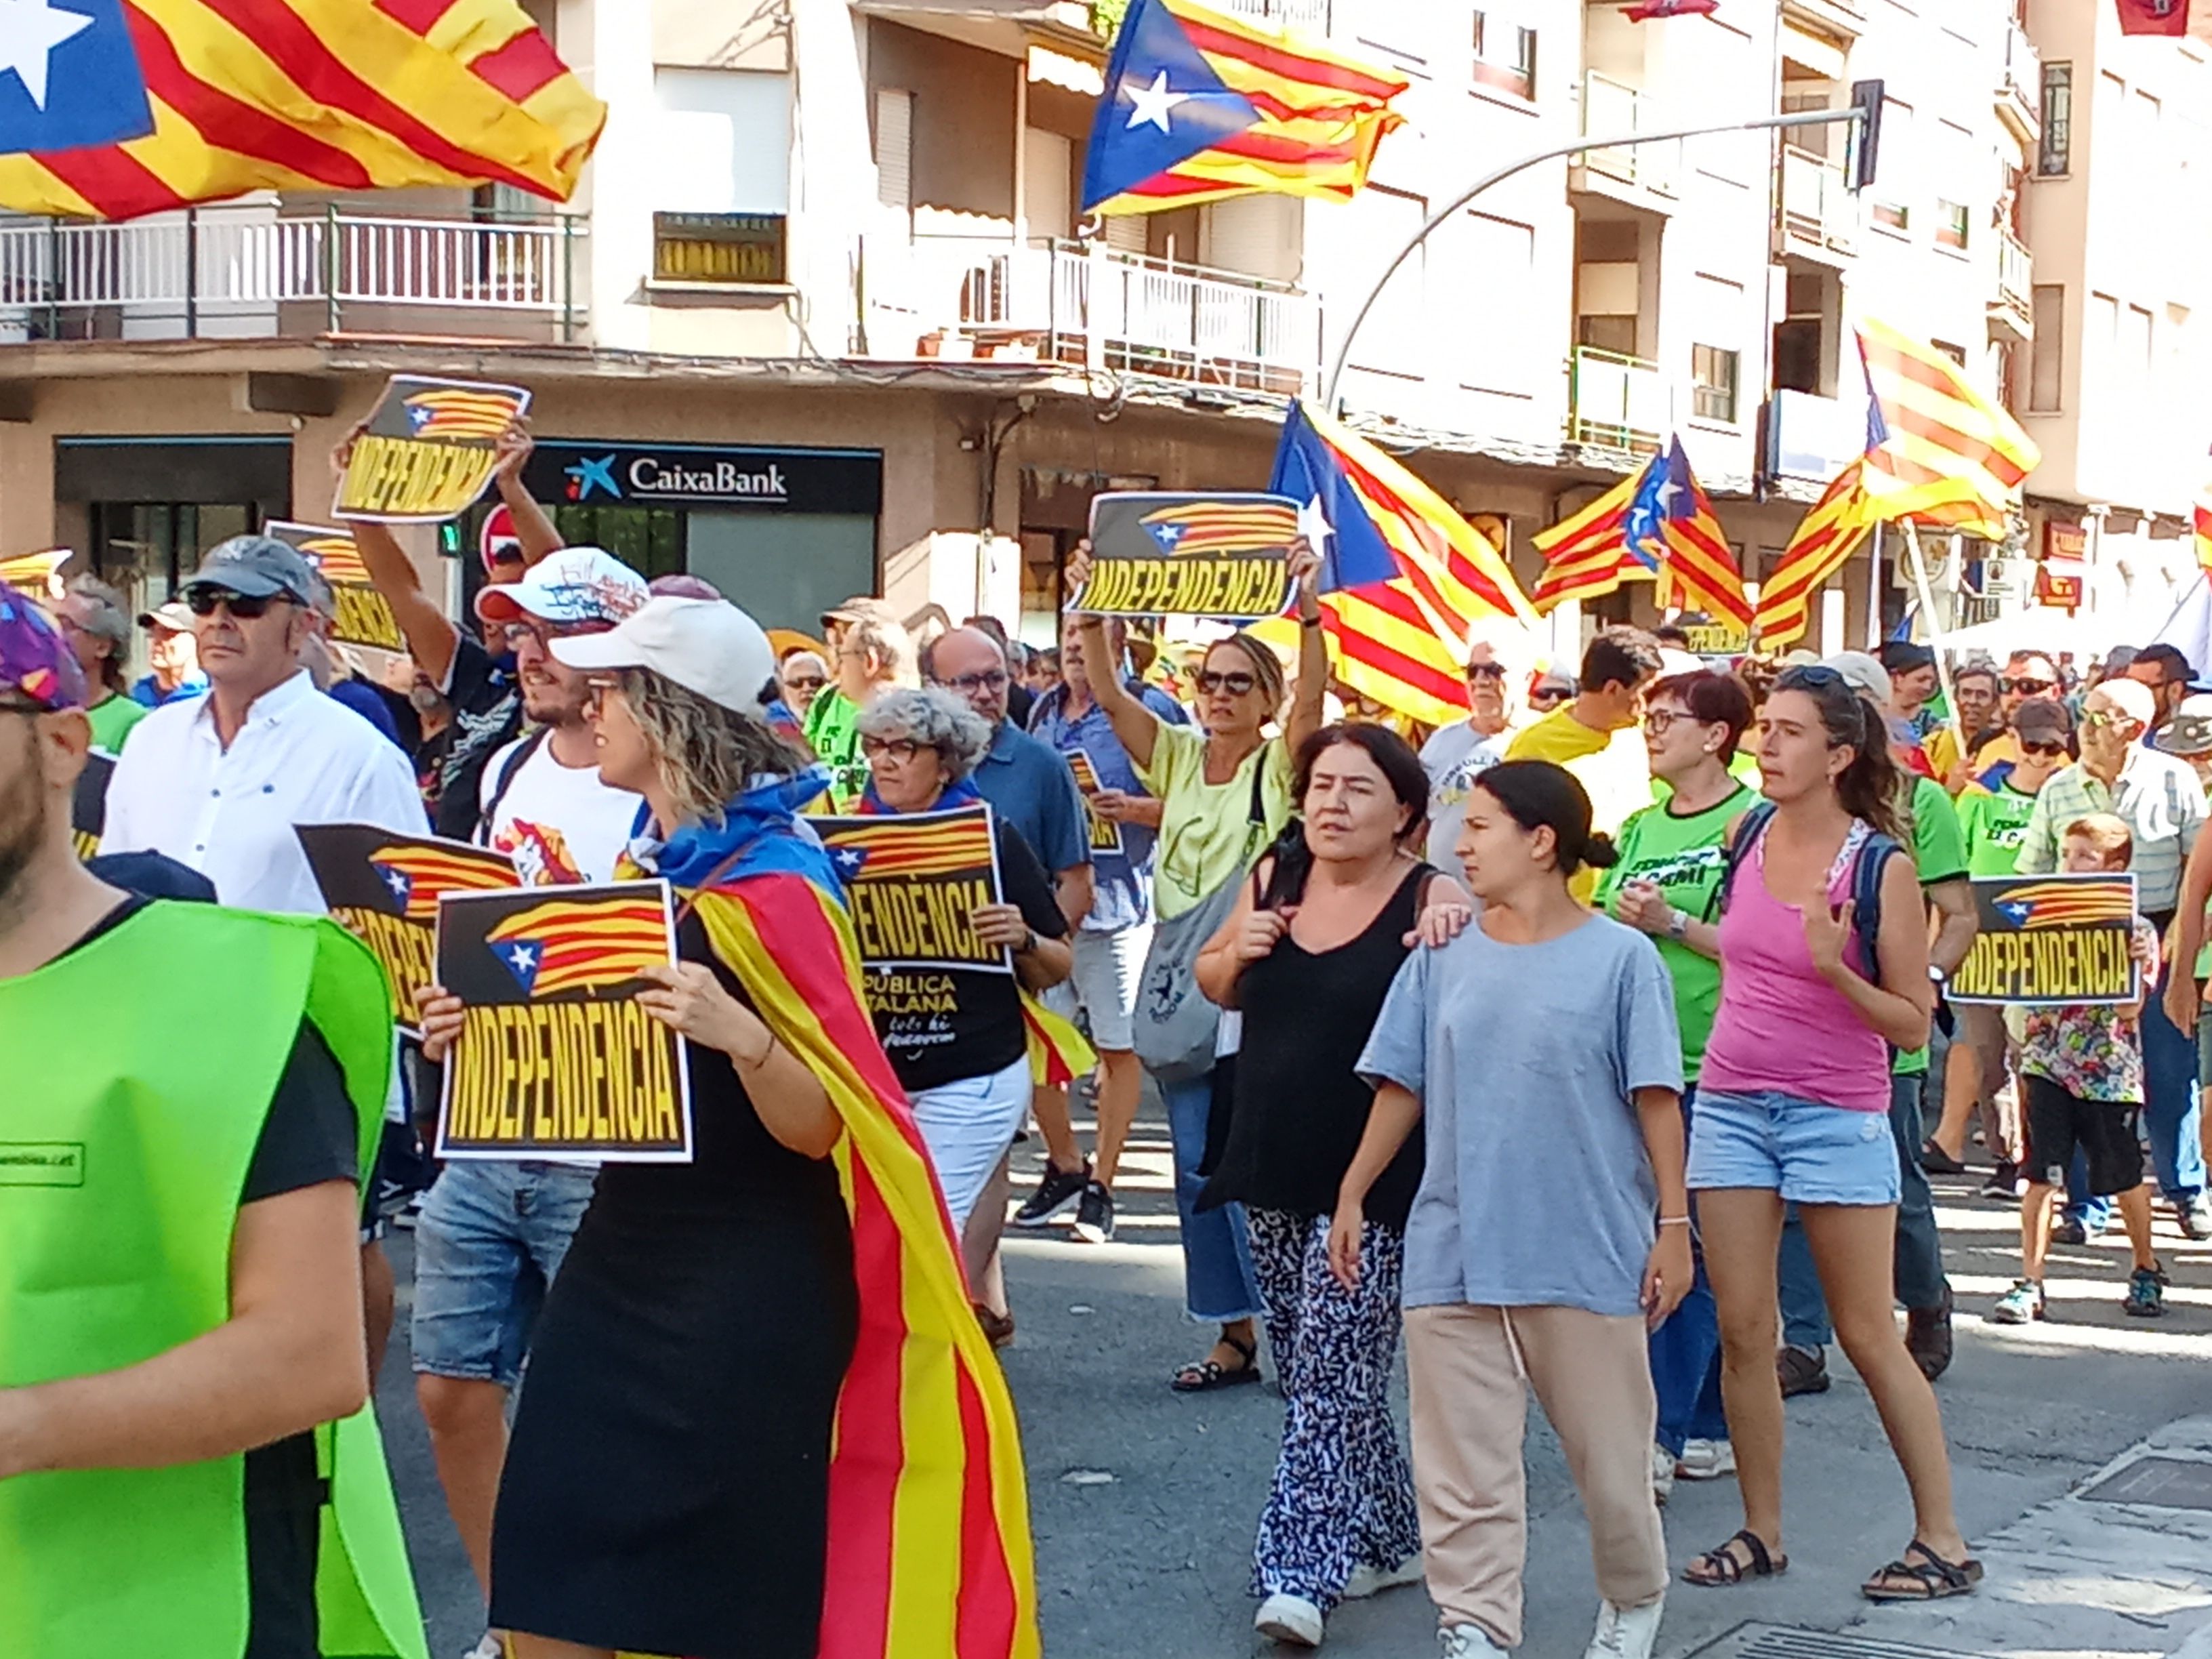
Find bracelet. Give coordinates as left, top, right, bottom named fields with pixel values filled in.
left=1658, top=1215, right=1692, bottom=1227
left=1299, top=613, right=1323, bottom=630
left=735, top=1031, right=776, bottom=1068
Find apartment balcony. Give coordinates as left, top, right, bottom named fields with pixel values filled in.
left=1990, top=226, right=2034, bottom=342
left=0, top=207, right=586, bottom=344
left=1214, top=0, right=1331, bottom=32
left=1996, top=19, right=2041, bottom=148
left=1774, top=144, right=1858, bottom=267
left=863, top=236, right=1321, bottom=396
left=1568, top=344, right=1665, bottom=453
left=1569, top=73, right=1680, bottom=212
left=1781, top=0, right=1864, bottom=39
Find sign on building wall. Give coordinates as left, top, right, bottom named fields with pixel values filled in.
left=523, top=441, right=882, bottom=515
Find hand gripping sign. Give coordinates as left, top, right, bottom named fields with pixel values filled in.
left=1073, top=491, right=1301, bottom=624
left=335, top=375, right=531, bottom=525
left=1948, top=873, right=2142, bottom=1006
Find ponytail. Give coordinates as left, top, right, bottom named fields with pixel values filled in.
left=1473, top=759, right=1616, bottom=878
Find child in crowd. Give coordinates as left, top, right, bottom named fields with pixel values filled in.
left=1990, top=813, right=2168, bottom=1324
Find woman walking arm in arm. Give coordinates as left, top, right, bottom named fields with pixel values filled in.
left=1326, top=1082, right=1425, bottom=1290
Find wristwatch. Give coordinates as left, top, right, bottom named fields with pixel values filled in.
left=1665, top=908, right=1691, bottom=943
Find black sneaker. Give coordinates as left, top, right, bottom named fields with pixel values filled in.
left=1980, top=1162, right=2022, bottom=1201
left=1011, top=1160, right=1090, bottom=1229
left=1776, top=1345, right=1830, bottom=1397
left=1073, top=1180, right=1115, bottom=1244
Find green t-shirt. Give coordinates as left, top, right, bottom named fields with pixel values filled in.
left=1896, top=775, right=1969, bottom=1077
left=802, top=687, right=865, bottom=804
left=1595, top=781, right=1757, bottom=1081
left=1133, top=722, right=1295, bottom=922
left=85, top=691, right=148, bottom=754
left=1955, top=781, right=2039, bottom=878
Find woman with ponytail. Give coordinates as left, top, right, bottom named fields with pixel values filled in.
left=1328, top=760, right=1691, bottom=1659
left=1682, top=665, right=1978, bottom=1605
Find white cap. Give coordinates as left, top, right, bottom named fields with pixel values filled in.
left=475, top=546, right=649, bottom=626
left=1820, top=650, right=1891, bottom=710
left=550, top=595, right=779, bottom=718
left=1656, top=647, right=1704, bottom=679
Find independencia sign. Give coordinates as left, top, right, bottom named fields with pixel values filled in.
left=1948, top=873, right=2139, bottom=1006
left=817, top=805, right=1009, bottom=973
left=1076, top=491, right=1300, bottom=623
left=268, top=520, right=404, bottom=653
left=335, top=376, right=531, bottom=525
left=434, top=880, right=692, bottom=1161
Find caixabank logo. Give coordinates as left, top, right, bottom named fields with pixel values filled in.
left=561, top=450, right=790, bottom=505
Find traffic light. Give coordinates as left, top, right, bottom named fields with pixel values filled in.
left=1847, top=79, right=1885, bottom=193
left=438, top=521, right=462, bottom=558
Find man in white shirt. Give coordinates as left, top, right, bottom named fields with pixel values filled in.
left=411, top=544, right=649, bottom=1657
left=1419, top=634, right=1517, bottom=878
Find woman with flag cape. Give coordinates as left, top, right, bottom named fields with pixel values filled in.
left=415, top=594, right=1038, bottom=1659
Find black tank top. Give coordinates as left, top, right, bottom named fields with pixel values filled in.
left=1201, top=861, right=1431, bottom=1230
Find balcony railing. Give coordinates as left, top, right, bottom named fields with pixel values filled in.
left=1576, top=73, right=1680, bottom=197
left=1997, top=20, right=2041, bottom=145
left=1776, top=143, right=1858, bottom=261
left=1568, top=344, right=1665, bottom=452
left=865, top=236, right=1321, bottom=396
left=0, top=207, right=586, bottom=342
left=1215, top=0, right=1331, bottom=30
left=1994, top=226, right=2033, bottom=335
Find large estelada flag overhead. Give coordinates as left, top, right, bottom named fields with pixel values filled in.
left=1752, top=459, right=1875, bottom=649
left=0, top=0, right=606, bottom=220
left=1530, top=436, right=1751, bottom=630
left=1081, top=0, right=1406, bottom=216
left=1856, top=319, right=2039, bottom=541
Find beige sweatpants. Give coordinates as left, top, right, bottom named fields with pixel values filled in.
left=1404, top=1303, right=1668, bottom=1648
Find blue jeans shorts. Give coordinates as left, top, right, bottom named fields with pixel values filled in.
left=409, top=1159, right=598, bottom=1389
left=1687, top=1088, right=1901, bottom=1206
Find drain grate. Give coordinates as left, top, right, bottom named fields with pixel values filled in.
left=2079, top=1454, right=2212, bottom=1511
left=1685, top=1623, right=1990, bottom=1659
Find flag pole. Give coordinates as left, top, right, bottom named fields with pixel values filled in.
left=1900, top=520, right=1968, bottom=766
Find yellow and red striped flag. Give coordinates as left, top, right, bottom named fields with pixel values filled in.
left=0, top=0, right=605, bottom=221
left=1751, top=460, right=1877, bottom=649
left=1530, top=438, right=1751, bottom=630
left=1856, top=319, right=2039, bottom=539
left=484, top=895, right=670, bottom=998
left=367, top=840, right=517, bottom=923
left=819, top=809, right=998, bottom=882
left=2194, top=499, right=2212, bottom=574
left=1081, top=0, right=1406, bottom=215
left=1990, top=880, right=2135, bottom=928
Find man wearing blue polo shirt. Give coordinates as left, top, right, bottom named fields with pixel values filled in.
left=1021, top=615, right=1187, bottom=1242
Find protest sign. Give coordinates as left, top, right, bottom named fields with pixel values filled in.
left=268, top=521, right=405, bottom=653
left=70, top=750, right=112, bottom=861
left=1065, top=750, right=1124, bottom=857
left=1948, top=873, right=2139, bottom=1006
left=0, top=548, right=67, bottom=596
left=434, top=880, right=691, bottom=1162
left=1075, top=492, right=1300, bottom=623
left=817, top=806, right=1010, bottom=973
left=334, top=376, right=531, bottom=525
left=299, top=824, right=521, bottom=1038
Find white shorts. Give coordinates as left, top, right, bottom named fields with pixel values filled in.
left=1054, top=923, right=1150, bottom=1053
left=910, top=1053, right=1033, bottom=1229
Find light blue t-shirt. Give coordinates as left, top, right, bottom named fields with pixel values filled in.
left=1028, top=678, right=1187, bottom=932
left=1357, top=913, right=1685, bottom=1317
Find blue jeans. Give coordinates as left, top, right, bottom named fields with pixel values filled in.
left=1652, top=1090, right=1725, bottom=1457
left=2141, top=951, right=2203, bottom=1203
left=1161, top=1070, right=1263, bottom=1322
left=1780, top=1072, right=1948, bottom=1350
left=410, top=1159, right=598, bottom=1389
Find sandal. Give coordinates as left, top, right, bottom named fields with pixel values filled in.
left=972, top=1303, right=1015, bottom=1350
left=1170, top=1332, right=1261, bottom=1393
left=1683, top=1529, right=1788, bottom=1587
left=1862, top=1539, right=1983, bottom=1602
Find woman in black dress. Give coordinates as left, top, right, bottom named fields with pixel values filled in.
left=419, top=596, right=862, bottom=1659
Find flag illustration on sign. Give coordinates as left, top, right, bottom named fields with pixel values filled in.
left=0, top=548, right=66, bottom=593
left=1990, top=882, right=2135, bottom=928
left=823, top=813, right=996, bottom=882
left=485, top=897, right=668, bottom=996
left=369, top=843, right=517, bottom=924
left=1139, top=498, right=1300, bottom=556
left=1753, top=460, right=1877, bottom=649
left=1856, top=319, right=2039, bottom=540
left=1080, top=0, right=1407, bottom=216
left=403, top=386, right=525, bottom=441
left=295, top=532, right=371, bottom=586
left=0, top=0, right=605, bottom=222
left=1531, top=437, right=1752, bottom=630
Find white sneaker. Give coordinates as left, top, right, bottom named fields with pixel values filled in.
left=1254, top=1593, right=1325, bottom=1647
left=1439, top=1624, right=1510, bottom=1658
left=1676, top=1437, right=1736, bottom=1481
left=1650, top=1441, right=1675, bottom=1506
left=1342, top=1556, right=1424, bottom=1599
left=1586, top=1596, right=1664, bottom=1659
left=461, top=1637, right=505, bottom=1659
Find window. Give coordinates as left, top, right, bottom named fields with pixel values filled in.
left=1870, top=96, right=1911, bottom=230
left=1460, top=213, right=1538, bottom=395
left=1692, top=344, right=1739, bottom=423
left=1936, top=199, right=1970, bottom=249
left=652, top=212, right=787, bottom=284
left=2026, top=282, right=2061, bottom=409
left=1471, top=10, right=1536, bottom=100
left=652, top=68, right=792, bottom=215
left=2039, top=63, right=2072, bottom=174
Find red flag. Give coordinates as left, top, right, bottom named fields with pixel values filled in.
left=2117, top=0, right=2190, bottom=34
left=1626, top=0, right=1719, bottom=18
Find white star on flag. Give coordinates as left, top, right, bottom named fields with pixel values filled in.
left=1296, top=495, right=1336, bottom=565
left=380, top=867, right=410, bottom=899
left=506, top=943, right=537, bottom=972
left=1124, top=70, right=1191, bottom=134
left=0, top=0, right=95, bottom=112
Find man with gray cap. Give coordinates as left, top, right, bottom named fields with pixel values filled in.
left=54, top=573, right=146, bottom=752
left=100, top=534, right=425, bottom=914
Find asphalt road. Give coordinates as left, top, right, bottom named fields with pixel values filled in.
left=376, top=1105, right=2212, bottom=1659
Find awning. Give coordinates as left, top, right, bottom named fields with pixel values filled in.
left=1781, top=20, right=1847, bottom=80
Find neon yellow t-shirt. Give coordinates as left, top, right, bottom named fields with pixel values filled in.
left=1134, top=722, right=1296, bottom=922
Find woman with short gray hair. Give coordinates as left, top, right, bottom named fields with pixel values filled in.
left=56, top=573, right=148, bottom=752
left=855, top=687, right=1071, bottom=1322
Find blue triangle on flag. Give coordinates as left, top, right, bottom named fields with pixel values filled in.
left=0, top=0, right=154, bottom=157
left=1081, top=0, right=1263, bottom=211
left=1267, top=402, right=1404, bottom=595
left=493, top=937, right=544, bottom=996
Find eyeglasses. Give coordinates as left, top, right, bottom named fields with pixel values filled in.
left=2000, top=676, right=2055, bottom=695
left=1642, top=708, right=1700, bottom=737
left=939, top=669, right=1009, bottom=695
left=2020, top=739, right=2068, bottom=758
left=861, top=736, right=927, bottom=762
left=784, top=674, right=826, bottom=693
left=1465, top=661, right=1507, bottom=682
left=1196, top=669, right=1258, bottom=696
left=184, top=588, right=288, bottom=619
left=503, top=617, right=615, bottom=651
left=2080, top=708, right=2125, bottom=731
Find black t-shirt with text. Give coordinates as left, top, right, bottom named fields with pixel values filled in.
left=422, top=633, right=523, bottom=840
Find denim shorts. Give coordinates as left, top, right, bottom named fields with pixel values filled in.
left=409, top=1159, right=598, bottom=1389
left=1687, top=1088, right=1901, bottom=1206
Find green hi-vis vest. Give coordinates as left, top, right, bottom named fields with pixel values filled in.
left=0, top=901, right=429, bottom=1659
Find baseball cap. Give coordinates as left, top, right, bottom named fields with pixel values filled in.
left=138, top=600, right=194, bottom=633
left=2014, top=697, right=2074, bottom=746
left=551, top=596, right=778, bottom=718
left=181, top=534, right=318, bottom=604
left=2101, top=645, right=2140, bottom=678
left=1820, top=651, right=1891, bottom=708
left=2156, top=693, right=2212, bottom=758
left=822, top=595, right=897, bottom=630
left=474, top=546, right=649, bottom=628
left=0, top=581, right=87, bottom=710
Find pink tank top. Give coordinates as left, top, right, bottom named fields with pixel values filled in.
left=1698, top=822, right=1892, bottom=1113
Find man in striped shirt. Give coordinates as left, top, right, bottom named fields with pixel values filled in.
left=2017, top=677, right=2210, bottom=1237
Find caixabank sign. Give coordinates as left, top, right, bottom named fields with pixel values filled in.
left=525, top=441, right=882, bottom=515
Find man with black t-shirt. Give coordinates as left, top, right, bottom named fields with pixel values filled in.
left=0, top=583, right=426, bottom=1658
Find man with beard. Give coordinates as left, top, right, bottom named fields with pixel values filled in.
left=0, top=582, right=428, bottom=1658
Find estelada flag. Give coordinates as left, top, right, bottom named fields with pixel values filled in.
left=367, top=840, right=518, bottom=924
left=2117, top=0, right=2190, bottom=35
left=484, top=895, right=672, bottom=998
left=0, top=0, right=606, bottom=221
left=1082, top=0, right=1406, bottom=215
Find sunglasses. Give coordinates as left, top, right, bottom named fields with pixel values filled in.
left=2000, top=676, right=2055, bottom=695
left=1774, top=664, right=1847, bottom=694
left=2020, top=739, right=2068, bottom=758
left=1465, top=661, right=1507, bottom=682
left=784, top=674, right=826, bottom=692
left=2080, top=708, right=2127, bottom=731
left=1197, top=669, right=1259, bottom=696
left=1528, top=688, right=1570, bottom=706
left=184, top=588, right=289, bottom=619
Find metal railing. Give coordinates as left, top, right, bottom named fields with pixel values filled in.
left=1215, top=0, right=1331, bottom=29
left=1578, top=73, right=1680, bottom=195
left=1568, top=344, right=1666, bottom=451
left=0, top=207, right=585, bottom=342
left=2001, top=20, right=2041, bottom=125
left=1995, top=226, right=2033, bottom=327
left=1777, top=143, right=1858, bottom=256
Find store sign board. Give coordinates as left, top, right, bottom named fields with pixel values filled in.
left=524, top=442, right=882, bottom=515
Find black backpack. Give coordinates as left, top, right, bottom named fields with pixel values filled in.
left=1715, top=800, right=1903, bottom=977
